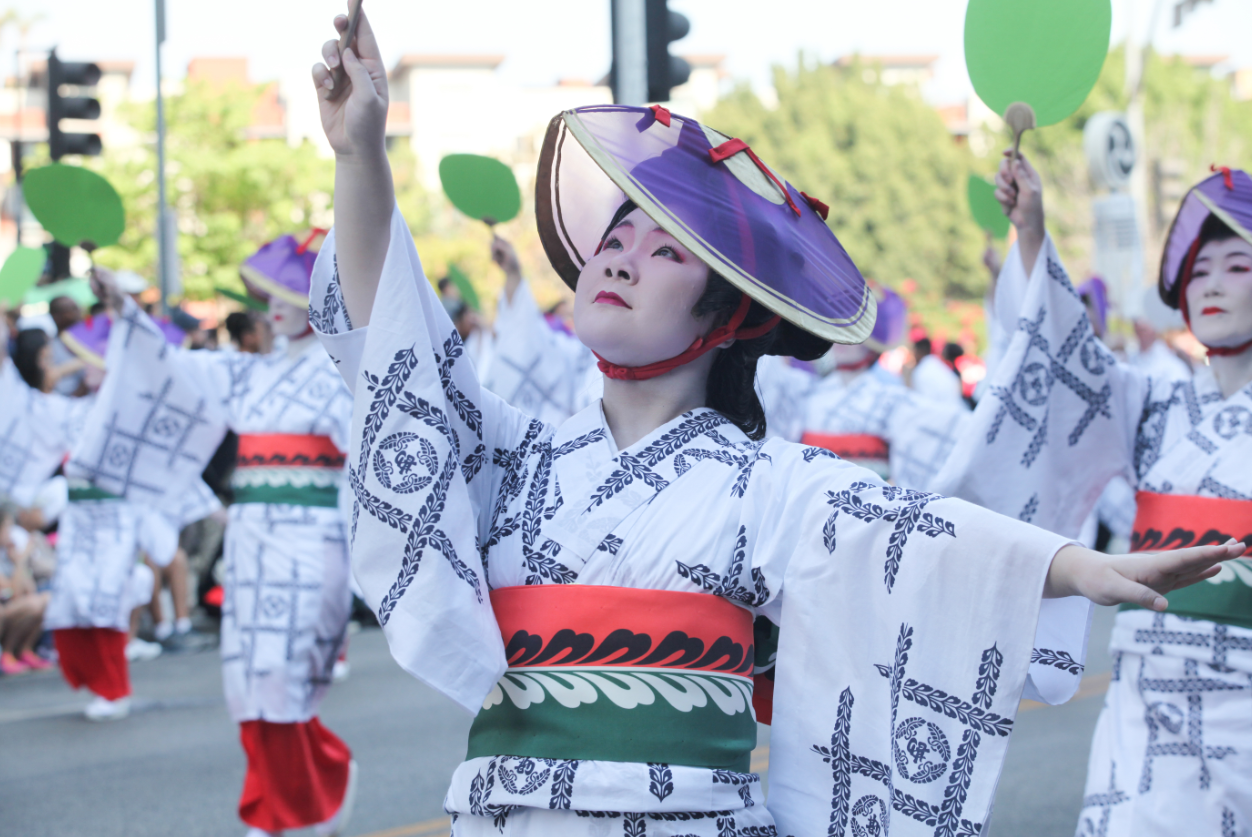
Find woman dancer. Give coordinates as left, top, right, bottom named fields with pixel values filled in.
left=78, top=239, right=357, bottom=837
left=937, top=159, right=1252, bottom=835
left=310, top=11, right=1239, bottom=835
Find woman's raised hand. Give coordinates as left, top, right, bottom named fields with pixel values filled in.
left=312, top=7, right=388, bottom=160
left=1045, top=540, right=1247, bottom=610
left=995, top=150, right=1046, bottom=273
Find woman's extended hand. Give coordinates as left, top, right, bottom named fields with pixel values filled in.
left=1045, top=540, right=1247, bottom=610
left=312, top=6, right=388, bottom=161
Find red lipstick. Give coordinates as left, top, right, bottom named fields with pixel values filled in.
left=1201, top=306, right=1227, bottom=315
left=595, top=291, right=631, bottom=309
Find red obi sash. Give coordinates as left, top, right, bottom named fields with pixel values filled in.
left=466, top=585, right=760, bottom=771
left=237, top=434, right=345, bottom=469
left=233, top=434, right=344, bottom=508
left=1127, top=491, right=1252, bottom=629
left=801, top=432, right=890, bottom=478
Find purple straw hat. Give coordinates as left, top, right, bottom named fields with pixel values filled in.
left=62, top=313, right=185, bottom=368
left=536, top=105, right=874, bottom=358
left=864, top=282, right=907, bottom=353
left=240, top=233, right=321, bottom=307
left=1160, top=167, right=1252, bottom=309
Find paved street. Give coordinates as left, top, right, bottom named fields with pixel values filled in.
left=0, top=608, right=1117, bottom=837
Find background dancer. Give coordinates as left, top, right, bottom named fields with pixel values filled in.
left=80, top=237, right=358, bottom=837
left=936, top=157, right=1252, bottom=836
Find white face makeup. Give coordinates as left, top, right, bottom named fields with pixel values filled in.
left=1186, top=236, right=1252, bottom=349
left=572, top=208, right=716, bottom=367
left=267, top=296, right=311, bottom=339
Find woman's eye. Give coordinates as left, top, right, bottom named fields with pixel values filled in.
left=654, top=245, right=683, bottom=262
left=604, top=236, right=622, bottom=250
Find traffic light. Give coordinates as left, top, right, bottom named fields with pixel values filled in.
left=610, top=0, right=690, bottom=105
left=645, top=0, right=690, bottom=103
left=47, top=49, right=102, bottom=160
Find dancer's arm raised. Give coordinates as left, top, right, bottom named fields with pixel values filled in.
left=313, top=7, right=393, bottom=327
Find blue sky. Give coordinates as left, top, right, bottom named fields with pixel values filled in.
left=13, top=0, right=1252, bottom=104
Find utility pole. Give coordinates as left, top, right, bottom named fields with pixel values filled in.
left=612, top=0, right=647, bottom=106
left=155, top=0, right=170, bottom=313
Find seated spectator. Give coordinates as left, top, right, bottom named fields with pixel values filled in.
left=0, top=503, right=52, bottom=674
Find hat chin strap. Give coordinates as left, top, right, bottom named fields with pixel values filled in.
left=1178, top=236, right=1252, bottom=358
left=593, top=294, right=781, bottom=382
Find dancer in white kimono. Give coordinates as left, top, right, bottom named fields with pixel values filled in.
left=310, top=11, right=1240, bottom=835
left=935, top=160, right=1252, bottom=836
left=76, top=237, right=358, bottom=837
left=13, top=311, right=191, bottom=721
left=802, top=285, right=970, bottom=489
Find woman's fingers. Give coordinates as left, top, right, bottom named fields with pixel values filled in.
left=1097, top=567, right=1167, bottom=610
left=350, top=6, right=383, bottom=61
left=312, top=62, right=333, bottom=96
left=322, top=38, right=342, bottom=70
left=341, top=48, right=371, bottom=89
left=334, top=13, right=349, bottom=33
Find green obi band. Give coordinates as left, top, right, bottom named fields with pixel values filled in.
left=467, top=585, right=758, bottom=772
left=1122, top=491, right=1252, bottom=630
left=67, top=484, right=122, bottom=502
left=232, top=434, right=344, bottom=508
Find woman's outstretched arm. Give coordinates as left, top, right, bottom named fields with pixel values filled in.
left=312, top=7, right=394, bottom=328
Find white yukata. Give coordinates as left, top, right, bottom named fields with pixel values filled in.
left=934, top=235, right=1252, bottom=837
left=803, top=367, right=970, bottom=491
left=69, top=302, right=354, bottom=723
left=313, top=209, right=1086, bottom=837
left=484, top=281, right=599, bottom=426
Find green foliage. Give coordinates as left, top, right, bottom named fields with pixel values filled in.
left=88, top=80, right=336, bottom=300
left=703, top=57, right=989, bottom=318
left=1017, top=46, right=1252, bottom=280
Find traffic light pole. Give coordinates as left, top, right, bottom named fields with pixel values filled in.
left=154, top=0, right=170, bottom=314
left=613, top=0, right=647, bottom=106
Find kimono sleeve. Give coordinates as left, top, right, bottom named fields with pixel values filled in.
left=309, top=207, right=542, bottom=714
left=932, top=235, right=1154, bottom=704
left=933, top=234, right=1150, bottom=537
left=66, top=300, right=230, bottom=517
left=482, top=280, right=599, bottom=425
left=746, top=448, right=1072, bottom=837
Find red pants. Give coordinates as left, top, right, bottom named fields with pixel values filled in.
left=238, top=718, right=352, bottom=831
left=53, top=628, right=130, bottom=700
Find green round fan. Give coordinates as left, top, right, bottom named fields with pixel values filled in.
left=23, top=277, right=96, bottom=309
left=439, top=154, right=521, bottom=226
left=0, top=247, right=46, bottom=304
left=964, top=0, right=1111, bottom=128
left=967, top=175, right=1010, bottom=240
left=445, top=264, right=481, bottom=312
left=24, top=163, right=126, bottom=249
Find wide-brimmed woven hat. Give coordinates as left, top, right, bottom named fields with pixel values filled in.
left=1160, top=167, right=1252, bottom=309
left=240, top=231, right=324, bottom=307
left=536, top=105, right=874, bottom=360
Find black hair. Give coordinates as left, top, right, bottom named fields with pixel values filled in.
left=941, top=342, right=964, bottom=364
left=14, top=328, right=50, bottom=391
left=691, top=272, right=778, bottom=440
left=598, top=200, right=777, bottom=440
left=225, top=311, right=257, bottom=343
left=1170, top=213, right=1242, bottom=305
left=913, top=336, right=932, bottom=357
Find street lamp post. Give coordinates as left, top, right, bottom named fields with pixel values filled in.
left=155, top=0, right=169, bottom=313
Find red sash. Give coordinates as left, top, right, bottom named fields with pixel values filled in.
left=237, top=434, right=345, bottom=469
left=800, top=432, right=889, bottom=462
left=1130, top=492, right=1252, bottom=554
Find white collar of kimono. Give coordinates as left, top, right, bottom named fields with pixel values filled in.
left=546, top=403, right=750, bottom=562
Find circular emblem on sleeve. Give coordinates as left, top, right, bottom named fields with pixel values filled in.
left=893, top=716, right=951, bottom=784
